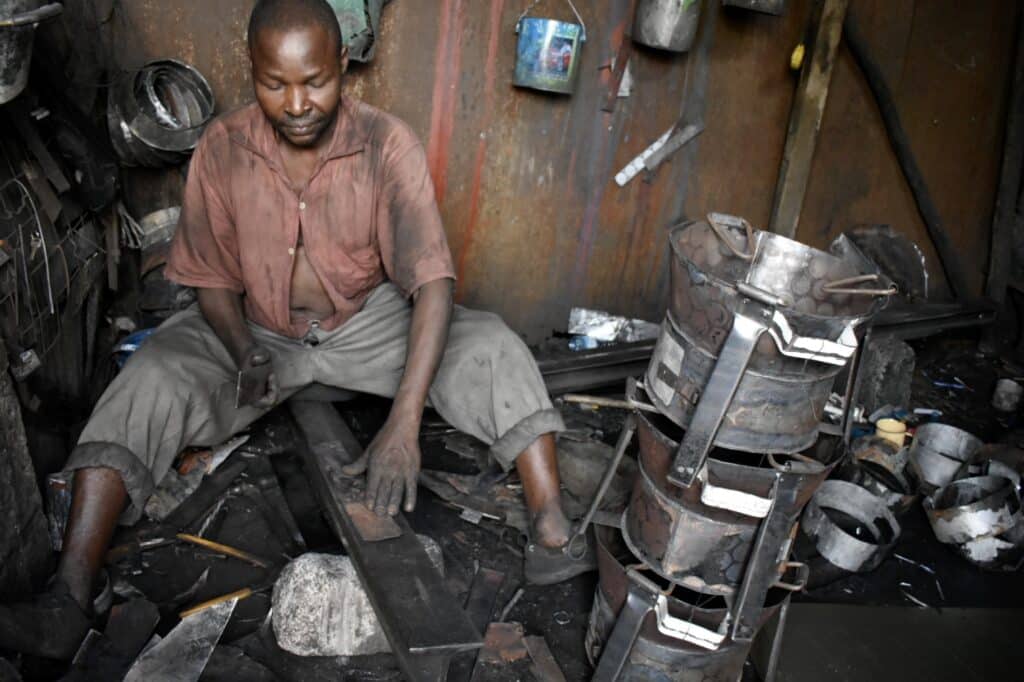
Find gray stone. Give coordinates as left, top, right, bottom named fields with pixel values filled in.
left=272, top=536, right=443, bottom=657
left=855, top=337, right=916, bottom=415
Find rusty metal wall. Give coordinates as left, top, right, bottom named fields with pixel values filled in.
left=107, top=0, right=1017, bottom=340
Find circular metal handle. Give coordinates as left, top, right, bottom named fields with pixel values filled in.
left=707, top=212, right=755, bottom=262
left=516, top=0, right=587, bottom=41
left=823, top=274, right=898, bottom=296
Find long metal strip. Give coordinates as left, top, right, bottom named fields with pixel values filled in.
left=668, top=314, right=766, bottom=488
left=591, top=584, right=658, bottom=682
left=730, top=475, right=803, bottom=642
left=289, top=400, right=481, bottom=682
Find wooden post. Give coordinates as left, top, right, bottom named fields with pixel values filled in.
left=769, top=0, right=849, bottom=238
left=985, top=8, right=1024, bottom=306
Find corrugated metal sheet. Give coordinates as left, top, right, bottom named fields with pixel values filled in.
left=109, top=0, right=1016, bottom=340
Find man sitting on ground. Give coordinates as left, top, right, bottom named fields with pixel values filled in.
left=0, top=0, right=593, bottom=659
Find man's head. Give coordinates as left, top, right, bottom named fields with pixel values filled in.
left=248, top=0, right=349, bottom=149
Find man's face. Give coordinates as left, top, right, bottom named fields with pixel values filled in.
left=251, top=25, right=348, bottom=149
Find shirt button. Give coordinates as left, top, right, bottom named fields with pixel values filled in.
left=298, top=201, right=306, bottom=211
left=288, top=247, right=296, bottom=256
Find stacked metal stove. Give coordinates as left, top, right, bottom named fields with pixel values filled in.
left=585, top=214, right=893, bottom=681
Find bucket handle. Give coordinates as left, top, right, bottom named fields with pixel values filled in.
left=823, top=273, right=898, bottom=297
left=707, top=212, right=755, bottom=262
left=516, top=0, right=588, bottom=42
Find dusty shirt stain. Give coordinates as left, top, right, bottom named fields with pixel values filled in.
left=165, top=96, right=455, bottom=339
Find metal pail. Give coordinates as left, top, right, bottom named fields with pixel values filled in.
left=0, top=1, right=63, bottom=104
left=513, top=0, right=586, bottom=95
left=633, top=0, right=702, bottom=53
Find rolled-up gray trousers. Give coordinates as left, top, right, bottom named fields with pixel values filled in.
left=66, top=283, right=565, bottom=524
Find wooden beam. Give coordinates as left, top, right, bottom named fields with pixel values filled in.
left=985, top=7, right=1024, bottom=305
left=288, top=400, right=482, bottom=682
left=769, top=0, right=849, bottom=238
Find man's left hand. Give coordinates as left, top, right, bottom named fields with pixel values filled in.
left=341, top=417, right=421, bottom=516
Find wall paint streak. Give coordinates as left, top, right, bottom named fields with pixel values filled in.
left=425, top=0, right=465, bottom=205
left=457, top=0, right=506, bottom=292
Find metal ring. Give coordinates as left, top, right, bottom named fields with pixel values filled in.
left=565, top=532, right=588, bottom=560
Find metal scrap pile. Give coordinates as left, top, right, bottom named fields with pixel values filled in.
left=584, top=214, right=894, bottom=680
left=915, top=427, right=1024, bottom=571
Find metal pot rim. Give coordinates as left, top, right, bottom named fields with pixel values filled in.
left=668, top=221, right=890, bottom=325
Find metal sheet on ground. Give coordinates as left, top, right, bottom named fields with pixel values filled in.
left=772, top=604, right=1024, bottom=681
left=122, top=598, right=236, bottom=682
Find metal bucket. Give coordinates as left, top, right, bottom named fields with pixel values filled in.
left=513, top=0, right=586, bottom=95
left=633, top=0, right=702, bottom=53
left=646, top=315, right=841, bottom=454
left=623, top=404, right=837, bottom=594
left=587, top=526, right=786, bottom=681
left=0, top=1, right=63, bottom=105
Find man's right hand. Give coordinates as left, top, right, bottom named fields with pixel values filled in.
left=236, top=345, right=279, bottom=408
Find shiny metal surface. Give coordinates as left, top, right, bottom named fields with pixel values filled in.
left=591, top=526, right=784, bottom=682
left=0, top=0, right=62, bottom=104
left=924, top=475, right=1021, bottom=545
left=624, top=404, right=838, bottom=595
left=800, top=480, right=901, bottom=572
left=633, top=0, right=702, bottom=53
left=668, top=218, right=891, bottom=361
left=909, top=423, right=984, bottom=493
left=107, top=59, right=215, bottom=167
left=646, top=317, right=840, bottom=457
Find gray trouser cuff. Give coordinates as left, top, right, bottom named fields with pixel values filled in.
left=64, top=441, right=156, bottom=526
left=489, top=408, right=566, bottom=470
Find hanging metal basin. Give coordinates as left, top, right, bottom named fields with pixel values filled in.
left=633, top=0, right=701, bottom=53
left=106, top=59, right=215, bottom=167
left=621, top=399, right=839, bottom=594
left=646, top=314, right=840, bottom=454
left=0, top=1, right=63, bottom=105
left=587, top=526, right=786, bottom=680
left=668, top=217, right=892, bottom=366
left=513, top=17, right=585, bottom=95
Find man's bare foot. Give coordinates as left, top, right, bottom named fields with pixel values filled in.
left=531, top=502, right=572, bottom=548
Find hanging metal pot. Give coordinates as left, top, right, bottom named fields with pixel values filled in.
left=513, top=0, right=586, bottom=95
left=107, top=59, right=215, bottom=168
left=633, top=0, right=702, bottom=53
left=0, top=1, right=63, bottom=105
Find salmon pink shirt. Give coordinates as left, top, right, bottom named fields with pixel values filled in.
left=165, top=96, right=455, bottom=339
